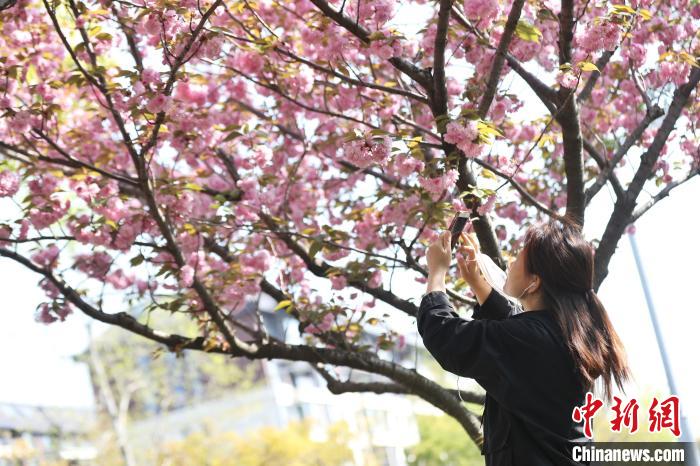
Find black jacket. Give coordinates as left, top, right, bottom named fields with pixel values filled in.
left=417, top=288, right=592, bottom=466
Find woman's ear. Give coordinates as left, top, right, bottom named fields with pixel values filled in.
left=532, top=274, right=542, bottom=293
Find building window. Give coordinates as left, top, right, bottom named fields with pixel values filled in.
left=289, top=370, right=317, bottom=390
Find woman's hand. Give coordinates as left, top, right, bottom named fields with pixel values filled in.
left=424, top=230, right=453, bottom=293
left=426, top=230, right=453, bottom=276
left=456, top=232, right=482, bottom=286
left=456, top=232, right=492, bottom=304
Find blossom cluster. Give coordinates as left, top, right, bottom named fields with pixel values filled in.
left=343, top=135, right=392, bottom=168
left=444, top=120, right=484, bottom=158
left=418, top=169, right=459, bottom=201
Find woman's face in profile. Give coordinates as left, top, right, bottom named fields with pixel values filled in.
left=503, top=245, right=527, bottom=298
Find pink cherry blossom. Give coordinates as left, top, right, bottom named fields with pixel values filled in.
left=577, top=20, right=622, bottom=53
left=230, top=51, right=264, bottom=75
left=372, top=0, right=395, bottom=24
left=35, top=303, right=58, bottom=324
left=393, top=153, right=425, bottom=177
left=146, top=93, right=171, bottom=113
left=141, top=68, right=160, bottom=85
left=330, top=274, right=347, bottom=290
left=343, top=134, right=392, bottom=168
left=240, top=249, right=272, bottom=273
left=444, top=120, right=483, bottom=158
left=397, top=334, right=406, bottom=350
left=105, top=270, right=134, bottom=290
left=556, top=70, right=578, bottom=88
left=418, top=169, right=459, bottom=201
left=368, top=269, right=383, bottom=288
left=31, top=244, right=60, bottom=269
left=0, top=0, right=695, bottom=416
left=0, top=170, right=20, bottom=197
left=34, top=302, right=73, bottom=324
left=175, top=82, right=207, bottom=106
left=463, top=0, right=500, bottom=27
left=476, top=193, right=497, bottom=215
left=180, top=265, right=195, bottom=287
left=304, top=312, right=335, bottom=335
left=74, top=252, right=112, bottom=279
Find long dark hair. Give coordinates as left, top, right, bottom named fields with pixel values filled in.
left=521, top=213, right=631, bottom=402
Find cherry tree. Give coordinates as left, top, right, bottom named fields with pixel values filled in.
left=1, top=0, right=698, bottom=448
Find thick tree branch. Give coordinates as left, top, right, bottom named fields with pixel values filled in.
left=552, top=0, right=586, bottom=225
left=43, top=0, right=140, bottom=162
left=308, top=0, right=432, bottom=90
left=0, top=248, right=203, bottom=350
left=451, top=6, right=558, bottom=111
left=581, top=139, right=624, bottom=201
left=584, top=105, right=665, bottom=206
left=139, top=0, right=224, bottom=159
left=312, top=362, right=486, bottom=405
left=258, top=212, right=420, bottom=317
left=558, top=0, right=575, bottom=66
left=0, top=139, right=137, bottom=189
left=594, top=65, right=700, bottom=289
left=273, top=46, right=429, bottom=104
left=630, top=166, right=700, bottom=223
left=0, top=248, right=483, bottom=444
left=502, top=54, right=558, bottom=111
left=473, top=158, right=563, bottom=219
left=577, top=50, right=613, bottom=104
left=477, top=0, right=526, bottom=118
left=432, top=0, right=452, bottom=115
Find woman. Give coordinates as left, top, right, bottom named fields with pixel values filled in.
left=417, top=214, right=631, bottom=465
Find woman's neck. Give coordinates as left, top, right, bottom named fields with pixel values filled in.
left=520, top=294, right=547, bottom=312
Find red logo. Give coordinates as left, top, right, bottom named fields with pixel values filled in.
left=649, top=395, right=680, bottom=437
left=572, top=393, right=681, bottom=438
left=572, top=392, right=603, bottom=438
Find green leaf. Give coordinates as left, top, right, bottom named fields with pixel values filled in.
left=481, top=168, right=498, bottom=180
left=434, top=114, right=451, bottom=134
left=223, top=130, right=242, bottom=142
left=678, top=51, right=700, bottom=68
left=183, top=223, right=197, bottom=235
left=183, top=182, right=204, bottom=192
left=610, top=4, right=637, bottom=16
left=309, top=240, right=323, bottom=259
left=274, top=300, right=293, bottom=311
left=536, top=8, right=558, bottom=22
left=368, top=31, right=387, bottom=41
left=130, top=254, right=145, bottom=266
left=336, top=64, right=349, bottom=76
left=203, top=338, right=220, bottom=352
left=25, top=64, right=38, bottom=85
left=638, top=8, right=652, bottom=20
left=459, top=108, right=481, bottom=120
left=578, top=61, right=599, bottom=72
left=477, top=120, right=504, bottom=140
left=369, top=128, right=390, bottom=136
left=156, top=264, right=172, bottom=277
left=515, top=21, right=542, bottom=43
left=406, top=136, right=422, bottom=149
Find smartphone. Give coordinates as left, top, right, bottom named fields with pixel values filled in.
left=448, top=211, right=470, bottom=250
